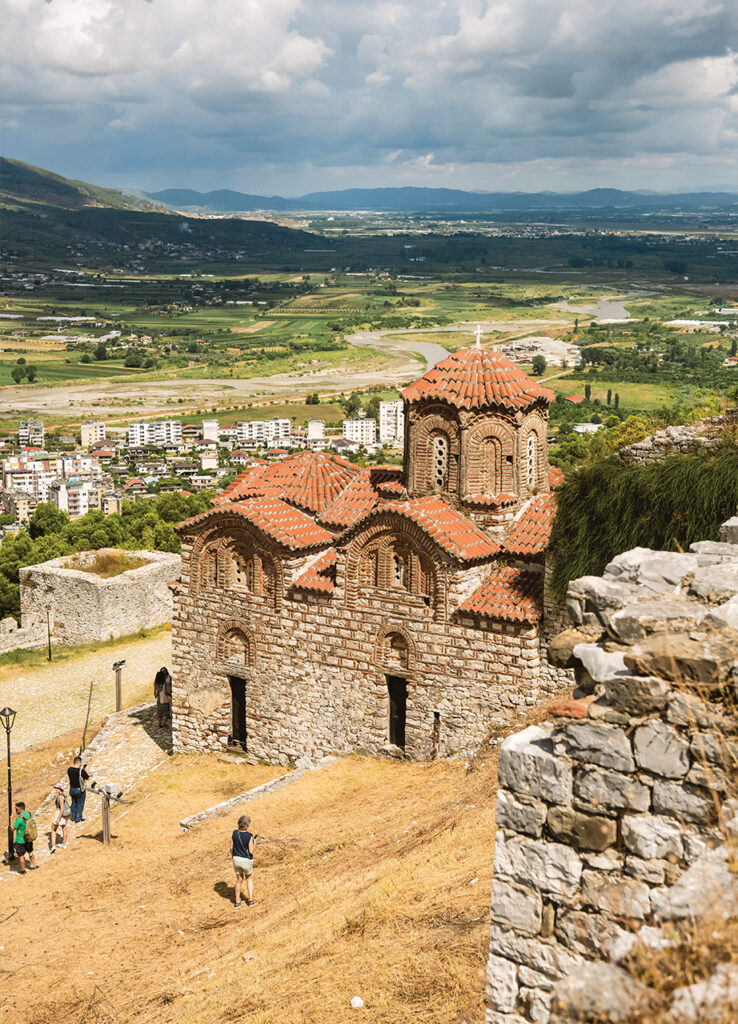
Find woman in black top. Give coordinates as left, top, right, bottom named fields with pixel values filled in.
left=231, top=814, right=256, bottom=908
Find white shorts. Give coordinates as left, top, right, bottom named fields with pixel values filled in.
left=53, top=814, right=69, bottom=827
left=233, top=855, right=253, bottom=877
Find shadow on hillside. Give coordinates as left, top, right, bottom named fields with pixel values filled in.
left=130, top=703, right=173, bottom=754
left=214, top=881, right=235, bottom=903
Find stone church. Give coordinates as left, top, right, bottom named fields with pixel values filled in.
left=171, top=341, right=563, bottom=761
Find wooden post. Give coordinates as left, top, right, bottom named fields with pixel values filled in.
left=101, top=791, right=111, bottom=844
left=113, top=662, right=124, bottom=712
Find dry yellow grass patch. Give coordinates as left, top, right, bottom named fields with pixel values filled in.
left=232, top=320, right=276, bottom=334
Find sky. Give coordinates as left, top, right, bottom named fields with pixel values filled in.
left=2, top=0, right=738, bottom=195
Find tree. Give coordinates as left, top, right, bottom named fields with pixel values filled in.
left=94, top=342, right=108, bottom=360
left=584, top=383, right=591, bottom=401
left=125, top=349, right=144, bottom=368
left=11, top=366, right=25, bottom=384
left=80, top=353, right=92, bottom=364
left=607, top=389, right=612, bottom=406
left=614, top=393, right=620, bottom=409
left=25, top=365, right=38, bottom=383
left=531, top=355, right=547, bottom=376
left=731, top=339, right=737, bottom=357
left=16, top=357, right=26, bottom=365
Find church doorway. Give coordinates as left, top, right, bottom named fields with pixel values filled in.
left=387, top=675, right=407, bottom=749
left=229, top=676, right=247, bottom=750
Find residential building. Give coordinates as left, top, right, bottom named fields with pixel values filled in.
left=379, top=400, right=404, bottom=444
left=18, top=420, right=44, bottom=448
left=80, top=420, right=106, bottom=448
left=235, top=418, right=291, bottom=448
left=202, top=419, right=219, bottom=443
left=342, top=418, right=377, bottom=445
left=200, top=452, right=219, bottom=471
left=307, top=419, right=325, bottom=441
left=102, top=492, right=124, bottom=515
left=128, top=420, right=183, bottom=448
left=0, top=489, right=32, bottom=525
left=47, top=479, right=97, bottom=519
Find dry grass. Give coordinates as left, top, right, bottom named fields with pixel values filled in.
left=68, top=551, right=149, bottom=577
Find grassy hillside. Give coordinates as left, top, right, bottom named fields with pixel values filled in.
left=0, top=156, right=161, bottom=212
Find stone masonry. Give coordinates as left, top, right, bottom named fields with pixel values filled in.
left=17, top=548, right=181, bottom=647
left=617, top=409, right=737, bottom=466
left=487, top=513, right=738, bottom=1024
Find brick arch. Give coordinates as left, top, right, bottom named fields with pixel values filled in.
left=344, top=515, right=448, bottom=620
left=216, top=620, right=256, bottom=668
left=409, top=408, right=461, bottom=496
left=519, top=413, right=548, bottom=496
left=465, top=419, right=517, bottom=495
left=374, top=624, right=417, bottom=673
left=189, top=516, right=284, bottom=610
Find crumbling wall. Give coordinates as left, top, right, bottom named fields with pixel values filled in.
left=617, top=409, right=737, bottom=466
left=487, top=514, right=738, bottom=1024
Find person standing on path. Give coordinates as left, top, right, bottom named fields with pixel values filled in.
left=67, top=756, right=91, bottom=823
left=49, top=783, right=69, bottom=853
left=231, top=814, right=256, bottom=908
left=154, top=666, right=172, bottom=728
left=12, top=802, right=38, bottom=873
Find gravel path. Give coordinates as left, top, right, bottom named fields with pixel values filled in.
left=0, top=631, right=172, bottom=752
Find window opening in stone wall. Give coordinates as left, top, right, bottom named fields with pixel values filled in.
left=482, top=437, right=502, bottom=493
left=418, top=557, right=433, bottom=606
left=225, top=630, right=250, bottom=665
left=387, top=675, right=407, bottom=750
left=229, top=676, right=247, bottom=751
left=432, top=434, right=448, bottom=490
left=392, top=550, right=409, bottom=590
left=261, top=557, right=276, bottom=601
left=526, top=433, right=537, bottom=490
left=431, top=711, right=441, bottom=759
left=359, top=547, right=378, bottom=587
left=388, top=633, right=408, bottom=669
left=233, top=552, right=254, bottom=591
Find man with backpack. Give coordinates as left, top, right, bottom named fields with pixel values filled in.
left=13, top=801, right=38, bottom=873
left=67, top=756, right=91, bottom=823
left=49, top=783, right=70, bottom=853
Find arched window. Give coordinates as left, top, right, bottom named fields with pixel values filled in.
left=225, top=629, right=251, bottom=665
left=359, top=546, right=379, bottom=587
left=261, top=556, right=276, bottom=601
left=432, top=434, right=449, bottom=491
left=481, top=436, right=503, bottom=493
left=232, top=550, right=254, bottom=591
left=388, top=633, right=409, bottom=668
left=392, top=548, right=409, bottom=590
left=526, top=433, right=537, bottom=491
left=200, top=548, right=218, bottom=588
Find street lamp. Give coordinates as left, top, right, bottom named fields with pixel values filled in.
left=1, top=706, right=17, bottom=863
left=113, top=660, right=126, bottom=712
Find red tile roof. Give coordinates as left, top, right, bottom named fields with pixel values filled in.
left=292, top=548, right=337, bottom=593
left=400, top=345, right=554, bottom=412
left=218, top=452, right=359, bottom=516
left=347, top=496, right=499, bottom=562
left=462, top=492, right=518, bottom=509
left=318, top=467, right=405, bottom=530
left=565, top=395, right=584, bottom=404
left=549, top=466, right=565, bottom=488
left=458, top=566, right=543, bottom=623
left=501, top=493, right=556, bottom=557
left=178, top=498, right=333, bottom=552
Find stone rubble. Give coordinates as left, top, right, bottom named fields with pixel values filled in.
left=487, top=510, right=738, bottom=1024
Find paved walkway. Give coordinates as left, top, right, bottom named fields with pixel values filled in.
left=1, top=701, right=171, bottom=880
left=0, top=631, right=171, bottom=751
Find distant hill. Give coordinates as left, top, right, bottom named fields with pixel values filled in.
left=0, top=157, right=162, bottom=213
left=146, top=184, right=738, bottom=214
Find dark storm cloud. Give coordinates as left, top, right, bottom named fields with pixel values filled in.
left=2, top=0, right=737, bottom=191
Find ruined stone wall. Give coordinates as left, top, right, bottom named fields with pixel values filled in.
left=617, top=409, right=737, bottom=466
left=172, top=576, right=545, bottom=764
left=487, top=516, right=738, bottom=1024
left=19, top=549, right=181, bottom=647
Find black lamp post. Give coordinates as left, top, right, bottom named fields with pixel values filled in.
left=1, top=706, right=17, bottom=863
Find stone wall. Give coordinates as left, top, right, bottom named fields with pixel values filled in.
left=617, top=409, right=737, bottom=466
left=19, top=548, right=181, bottom=647
left=486, top=515, right=738, bottom=1023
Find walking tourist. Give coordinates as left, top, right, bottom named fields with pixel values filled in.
left=231, top=814, right=256, bottom=908
left=49, top=783, right=70, bottom=853
left=154, top=666, right=172, bottom=727
left=12, top=801, right=38, bottom=873
left=67, top=756, right=91, bottom=823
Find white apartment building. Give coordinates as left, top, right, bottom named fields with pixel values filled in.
left=202, top=419, right=219, bottom=443
left=48, top=479, right=98, bottom=519
left=235, top=418, right=291, bottom=447
left=307, top=419, right=325, bottom=441
left=18, top=420, right=44, bottom=448
left=379, top=400, right=405, bottom=444
left=3, top=458, right=58, bottom=504
left=60, top=455, right=102, bottom=480
left=80, top=420, right=106, bottom=448
left=342, top=418, right=377, bottom=445
left=128, top=420, right=183, bottom=448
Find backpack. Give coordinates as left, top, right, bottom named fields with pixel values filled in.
left=63, top=797, right=72, bottom=818
left=23, top=811, right=37, bottom=842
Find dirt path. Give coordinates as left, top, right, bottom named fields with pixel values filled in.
left=0, top=630, right=172, bottom=751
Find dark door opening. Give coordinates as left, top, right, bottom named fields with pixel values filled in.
left=229, top=676, right=247, bottom=750
left=387, top=675, right=407, bottom=750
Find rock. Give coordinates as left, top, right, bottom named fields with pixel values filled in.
left=494, top=832, right=583, bottom=899
left=689, top=731, right=738, bottom=766
left=667, top=690, right=730, bottom=730
left=551, top=961, right=660, bottom=1022
left=690, top=561, right=738, bottom=603
left=555, top=908, right=631, bottom=958
left=586, top=700, right=631, bottom=725
left=652, top=779, right=717, bottom=825
left=581, top=871, right=651, bottom=921
left=486, top=954, right=518, bottom=1013
left=604, top=548, right=698, bottom=592
left=625, top=855, right=666, bottom=884
left=670, top=962, right=738, bottom=1022
left=689, top=539, right=738, bottom=563
left=720, top=515, right=738, bottom=544
left=522, top=986, right=552, bottom=1024
left=686, top=763, right=729, bottom=792
left=547, top=697, right=594, bottom=719
left=610, top=924, right=676, bottom=964
left=548, top=626, right=604, bottom=668
left=582, top=850, right=622, bottom=872
left=602, top=674, right=671, bottom=714
left=489, top=924, right=584, bottom=980
left=519, top=966, right=554, bottom=992
left=609, top=599, right=707, bottom=642
left=553, top=722, right=634, bottom=773
left=349, top=995, right=365, bottom=1009
left=217, top=753, right=244, bottom=764
left=498, top=726, right=573, bottom=805
left=490, top=878, right=542, bottom=935
left=496, top=789, right=548, bottom=838
left=547, top=807, right=617, bottom=852
left=712, top=593, right=738, bottom=630
left=621, top=813, right=683, bottom=860
left=566, top=576, right=646, bottom=625
left=624, top=631, right=737, bottom=686
left=633, top=720, right=691, bottom=778
left=653, top=847, right=738, bottom=920
left=571, top=643, right=628, bottom=683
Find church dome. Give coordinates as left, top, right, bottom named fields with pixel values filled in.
left=401, top=344, right=554, bottom=412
